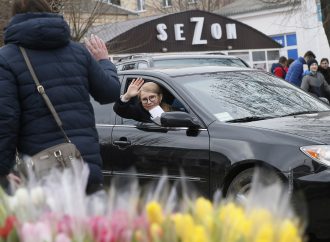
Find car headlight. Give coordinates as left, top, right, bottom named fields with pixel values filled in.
left=300, top=145, right=330, bottom=166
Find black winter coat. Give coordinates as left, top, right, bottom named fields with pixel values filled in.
left=0, top=13, right=120, bottom=185
left=113, top=98, right=151, bottom=123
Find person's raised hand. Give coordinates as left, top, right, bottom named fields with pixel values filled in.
left=124, top=77, right=144, bottom=99
left=84, top=34, right=109, bottom=61
left=7, top=173, right=21, bottom=186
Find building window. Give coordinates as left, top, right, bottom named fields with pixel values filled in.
left=137, top=0, right=145, bottom=11
left=163, top=0, right=172, bottom=7
left=272, top=33, right=298, bottom=60
left=110, top=0, right=121, bottom=5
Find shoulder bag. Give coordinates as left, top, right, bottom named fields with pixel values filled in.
left=17, top=47, right=82, bottom=179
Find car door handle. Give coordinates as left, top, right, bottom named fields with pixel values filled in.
left=113, top=140, right=131, bottom=147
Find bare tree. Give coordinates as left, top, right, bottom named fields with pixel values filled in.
left=0, top=0, right=12, bottom=46
left=259, top=0, right=329, bottom=47
left=321, top=0, right=330, bottom=46
left=48, top=0, right=121, bottom=42
left=147, top=0, right=234, bottom=14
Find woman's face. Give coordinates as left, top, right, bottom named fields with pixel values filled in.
left=140, top=91, right=161, bottom=111
left=310, top=63, right=318, bottom=72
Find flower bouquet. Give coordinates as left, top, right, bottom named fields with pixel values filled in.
left=0, top=165, right=304, bottom=242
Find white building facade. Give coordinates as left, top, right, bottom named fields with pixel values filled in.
left=216, top=0, right=330, bottom=71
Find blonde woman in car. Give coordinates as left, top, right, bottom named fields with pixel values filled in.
left=114, top=78, right=171, bottom=123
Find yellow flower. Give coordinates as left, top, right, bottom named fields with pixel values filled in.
left=278, top=219, right=302, bottom=242
left=192, top=225, right=208, bottom=242
left=217, top=202, right=252, bottom=242
left=194, top=197, right=214, bottom=232
left=248, top=208, right=272, bottom=224
left=254, top=222, right=274, bottom=242
left=150, top=223, right=163, bottom=241
left=146, top=201, right=164, bottom=224
left=172, top=213, right=195, bottom=242
left=195, top=197, right=213, bottom=221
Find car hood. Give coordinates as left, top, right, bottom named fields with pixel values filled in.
left=240, top=112, right=330, bottom=144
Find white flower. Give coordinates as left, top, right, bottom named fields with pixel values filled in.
left=30, top=187, right=45, bottom=206
left=7, top=196, right=18, bottom=211
left=15, top=188, right=29, bottom=208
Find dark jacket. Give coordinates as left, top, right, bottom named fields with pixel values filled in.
left=319, top=67, right=330, bottom=84
left=113, top=98, right=151, bottom=123
left=0, top=13, right=120, bottom=185
left=285, top=57, right=306, bottom=86
left=301, top=72, right=330, bottom=101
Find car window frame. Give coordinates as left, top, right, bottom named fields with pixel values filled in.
left=116, top=74, right=204, bottom=128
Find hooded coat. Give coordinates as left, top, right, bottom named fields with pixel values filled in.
left=0, top=13, right=120, bottom=186
left=285, top=57, right=306, bottom=86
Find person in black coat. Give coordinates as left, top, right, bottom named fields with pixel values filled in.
left=113, top=78, right=172, bottom=123
left=319, top=58, right=330, bottom=84
left=0, top=0, right=120, bottom=193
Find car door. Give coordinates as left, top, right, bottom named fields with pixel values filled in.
left=109, top=75, right=211, bottom=196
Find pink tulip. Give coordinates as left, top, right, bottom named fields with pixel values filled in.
left=55, top=233, right=72, bottom=242
left=21, top=222, right=52, bottom=242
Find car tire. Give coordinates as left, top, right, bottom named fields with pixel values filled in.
left=226, top=168, right=254, bottom=203
left=226, top=167, right=282, bottom=204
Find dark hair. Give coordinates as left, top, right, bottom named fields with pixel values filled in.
left=304, top=50, right=316, bottom=59
left=286, top=58, right=294, bottom=68
left=278, top=56, right=287, bottom=64
left=12, top=0, right=52, bottom=16
left=321, top=58, right=329, bottom=64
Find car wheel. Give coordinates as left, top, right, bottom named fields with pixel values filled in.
left=226, top=168, right=254, bottom=204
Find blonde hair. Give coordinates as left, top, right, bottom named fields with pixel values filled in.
left=140, top=82, right=162, bottom=94
left=139, top=82, right=171, bottom=112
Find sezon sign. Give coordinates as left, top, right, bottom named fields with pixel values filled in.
left=106, top=10, right=281, bottom=54
left=156, top=17, right=237, bottom=45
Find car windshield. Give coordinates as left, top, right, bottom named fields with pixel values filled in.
left=174, top=70, right=330, bottom=122
left=153, top=58, right=247, bottom=68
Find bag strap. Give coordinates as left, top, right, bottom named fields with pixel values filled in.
left=19, top=47, right=71, bottom=143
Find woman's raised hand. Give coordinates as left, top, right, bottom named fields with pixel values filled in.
left=84, top=34, right=109, bottom=61
left=125, top=78, right=144, bottom=99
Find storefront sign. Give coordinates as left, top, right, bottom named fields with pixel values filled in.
left=156, top=17, right=237, bottom=45
left=106, top=10, right=281, bottom=53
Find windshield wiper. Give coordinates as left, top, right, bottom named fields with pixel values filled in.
left=279, top=111, right=320, bottom=117
left=227, top=116, right=275, bottom=123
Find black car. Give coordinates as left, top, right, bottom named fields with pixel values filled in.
left=115, top=54, right=250, bottom=70
left=92, top=66, right=330, bottom=240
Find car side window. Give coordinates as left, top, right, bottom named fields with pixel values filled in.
left=137, top=61, right=148, bottom=69
left=119, top=77, right=188, bottom=125
left=122, top=63, right=137, bottom=70
left=116, top=64, right=123, bottom=71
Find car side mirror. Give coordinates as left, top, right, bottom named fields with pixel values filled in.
left=160, top=112, right=201, bottom=128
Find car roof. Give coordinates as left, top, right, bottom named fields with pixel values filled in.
left=115, top=53, right=241, bottom=63
left=118, top=65, right=255, bottom=77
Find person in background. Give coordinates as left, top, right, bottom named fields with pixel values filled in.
left=286, top=51, right=316, bottom=86
left=301, top=59, right=330, bottom=102
left=319, top=58, right=330, bottom=84
left=113, top=78, right=171, bottom=123
left=286, top=58, right=294, bottom=69
left=0, top=0, right=120, bottom=194
left=271, top=56, right=288, bottom=79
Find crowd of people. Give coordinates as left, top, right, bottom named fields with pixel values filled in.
left=272, top=51, right=330, bottom=102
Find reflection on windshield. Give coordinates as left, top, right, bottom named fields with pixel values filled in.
left=175, top=71, right=330, bottom=122
left=153, top=58, right=246, bottom=68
